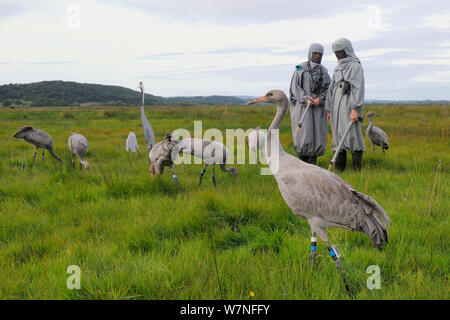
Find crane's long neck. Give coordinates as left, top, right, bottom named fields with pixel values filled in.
left=140, top=87, right=147, bottom=121
left=219, top=163, right=235, bottom=172
left=267, top=98, right=288, bottom=158
left=367, top=116, right=373, bottom=130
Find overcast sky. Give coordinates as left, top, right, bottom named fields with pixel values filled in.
left=1, top=0, right=449, bottom=99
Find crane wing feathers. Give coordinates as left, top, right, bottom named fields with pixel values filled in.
left=278, top=155, right=390, bottom=231
left=368, top=125, right=388, bottom=146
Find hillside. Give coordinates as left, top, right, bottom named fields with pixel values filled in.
left=0, top=81, right=246, bottom=107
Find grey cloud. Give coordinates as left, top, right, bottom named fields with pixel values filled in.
left=0, top=0, right=54, bottom=19
left=135, top=46, right=281, bottom=60
left=105, top=0, right=387, bottom=25
left=0, top=1, right=26, bottom=18
left=0, top=61, right=79, bottom=65
left=25, top=61, right=79, bottom=65
left=106, top=0, right=449, bottom=27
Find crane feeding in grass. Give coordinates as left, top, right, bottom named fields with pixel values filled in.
left=366, top=111, right=389, bottom=155
left=14, top=126, right=62, bottom=162
left=149, top=133, right=180, bottom=186
left=248, top=126, right=266, bottom=164
left=138, top=81, right=155, bottom=151
left=175, top=138, right=238, bottom=186
left=248, top=90, right=390, bottom=293
left=126, top=131, right=141, bottom=158
left=68, top=132, right=90, bottom=172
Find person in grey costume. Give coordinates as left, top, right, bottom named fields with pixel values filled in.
left=289, top=43, right=331, bottom=165
left=325, top=38, right=366, bottom=171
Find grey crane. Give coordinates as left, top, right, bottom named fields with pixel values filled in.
left=149, top=133, right=179, bottom=186
left=68, top=132, right=90, bottom=172
left=248, top=90, right=390, bottom=292
left=137, top=81, right=155, bottom=151
left=175, top=138, right=238, bottom=186
left=366, top=111, right=389, bottom=155
left=14, top=126, right=62, bottom=162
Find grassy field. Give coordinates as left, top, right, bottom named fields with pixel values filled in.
left=0, top=104, right=448, bottom=300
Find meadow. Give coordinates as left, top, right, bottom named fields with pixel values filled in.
left=0, top=104, right=448, bottom=299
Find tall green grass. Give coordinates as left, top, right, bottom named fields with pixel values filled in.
left=0, top=105, right=448, bottom=299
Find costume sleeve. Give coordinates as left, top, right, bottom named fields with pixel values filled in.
left=324, top=75, right=335, bottom=112
left=319, top=68, right=331, bottom=107
left=289, top=70, right=309, bottom=105
left=347, top=62, right=365, bottom=109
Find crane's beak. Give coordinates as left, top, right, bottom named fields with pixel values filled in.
left=247, top=95, right=267, bottom=105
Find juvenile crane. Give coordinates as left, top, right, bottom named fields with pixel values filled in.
left=149, top=133, right=179, bottom=186
left=126, top=131, right=141, bottom=158
left=248, top=90, right=390, bottom=292
left=248, top=126, right=266, bottom=164
left=176, top=138, right=238, bottom=186
left=138, top=81, right=155, bottom=151
left=14, top=126, right=62, bottom=162
left=68, top=132, right=90, bottom=172
left=366, top=111, right=389, bottom=155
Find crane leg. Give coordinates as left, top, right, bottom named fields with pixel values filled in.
left=199, top=164, right=207, bottom=186
left=325, top=240, right=351, bottom=295
left=71, top=154, right=75, bottom=168
left=309, top=231, right=317, bottom=267
left=41, top=150, right=45, bottom=161
left=312, top=225, right=351, bottom=295
left=212, top=164, right=216, bottom=187
left=33, top=147, right=37, bottom=160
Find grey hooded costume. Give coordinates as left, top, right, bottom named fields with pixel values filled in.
left=289, top=43, right=331, bottom=158
left=325, top=38, right=366, bottom=153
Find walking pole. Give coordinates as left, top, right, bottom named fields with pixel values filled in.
left=295, top=100, right=313, bottom=135
left=328, top=117, right=363, bottom=171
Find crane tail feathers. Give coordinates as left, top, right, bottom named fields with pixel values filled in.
left=351, top=188, right=391, bottom=250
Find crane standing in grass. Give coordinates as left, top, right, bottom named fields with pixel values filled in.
left=138, top=81, right=155, bottom=151
left=68, top=132, right=90, bottom=172
left=149, top=133, right=180, bottom=186
left=175, top=138, right=238, bottom=186
left=126, top=131, right=141, bottom=158
left=248, top=126, right=266, bottom=164
left=14, top=126, right=62, bottom=162
left=248, top=90, right=390, bottom=293
left=366, top=111, right=389, bottom=155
